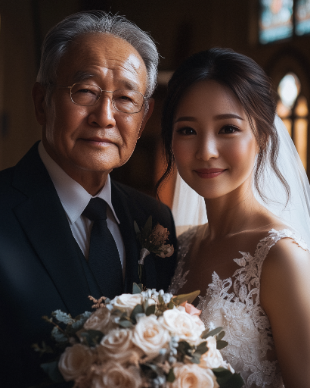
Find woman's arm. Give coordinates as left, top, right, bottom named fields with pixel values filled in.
left=260, top=238, right=310, bottom=388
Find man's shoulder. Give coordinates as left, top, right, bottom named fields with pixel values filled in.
left=112, top=180, right=170, bottom=216
left=0, top=166, right=16, bottom=194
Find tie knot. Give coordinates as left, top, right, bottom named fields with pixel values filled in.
left=83, top=198, right=107, bottom=221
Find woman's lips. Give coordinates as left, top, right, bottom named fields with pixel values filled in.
left=194, top=168, right=227, bottom=178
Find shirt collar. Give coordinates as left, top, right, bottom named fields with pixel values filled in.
left=38, top=142, right=120, bottom=225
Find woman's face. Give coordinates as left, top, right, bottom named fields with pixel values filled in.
left=172, top=80, right=259, bottom=200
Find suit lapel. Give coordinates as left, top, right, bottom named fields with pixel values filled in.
left=111, top=182, right=157, bottom=292
left=12, top=144, right=91, bottom=316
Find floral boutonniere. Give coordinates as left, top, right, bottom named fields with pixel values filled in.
left=134, top=216, right=174, bottom=283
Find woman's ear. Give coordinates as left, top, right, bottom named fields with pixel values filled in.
left=32, top=82, right=47, bottom=126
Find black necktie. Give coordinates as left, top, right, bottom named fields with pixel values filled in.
left=82, top=197, right=123, bottom=299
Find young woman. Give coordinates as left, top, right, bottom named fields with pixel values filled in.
left=160, top=48, right=310, bottom=387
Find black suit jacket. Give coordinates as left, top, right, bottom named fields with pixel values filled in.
left=0, top=143, right=177, bottom=387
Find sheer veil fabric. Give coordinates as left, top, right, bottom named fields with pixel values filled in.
left=172, top=115, right=310, bottom=246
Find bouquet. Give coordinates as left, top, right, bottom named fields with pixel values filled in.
left=34, top=285, right=243, bottom=388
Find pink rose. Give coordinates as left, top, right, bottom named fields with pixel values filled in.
left=180, top=302, right=202, bottom=316
left=58, top=344, right=93, bottom=381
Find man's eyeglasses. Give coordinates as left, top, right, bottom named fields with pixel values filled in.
left=58, top=83, right=146, bottom=114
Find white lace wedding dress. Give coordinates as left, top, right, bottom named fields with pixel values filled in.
left=169, top=225, right=309, bottom=388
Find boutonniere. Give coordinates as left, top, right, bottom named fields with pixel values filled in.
left=134, top=216, right=174, bottom=283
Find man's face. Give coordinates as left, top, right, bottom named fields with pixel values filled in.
left=34, top=33, right=152, bottom=181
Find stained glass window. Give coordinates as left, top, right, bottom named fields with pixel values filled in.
left=277, top=73, right=309, bottom=170
left=259, top=0, right=294, bottom=43
left=296, top=0, right=310, bottom=35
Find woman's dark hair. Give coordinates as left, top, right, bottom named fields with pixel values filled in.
left=157, top=48, right=289, bottom=202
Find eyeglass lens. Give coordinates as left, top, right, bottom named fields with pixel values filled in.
left=70, top=83, right=144, bottom=113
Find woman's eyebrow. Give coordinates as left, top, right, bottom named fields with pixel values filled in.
left=174, top=116, right=197, bottom=124
left=214, top=113, right=244, bottom=120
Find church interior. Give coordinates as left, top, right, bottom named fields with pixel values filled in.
left=0, top=0, right=309, bottom=207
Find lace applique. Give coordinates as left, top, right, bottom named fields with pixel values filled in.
left=171, top=227, right=308, bottom=388
left=168, top=226, right=199, bottom=295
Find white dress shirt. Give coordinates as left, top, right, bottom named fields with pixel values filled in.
left=38, top=142, right=126, bottom=276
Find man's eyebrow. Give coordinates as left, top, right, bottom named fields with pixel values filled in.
left=72, top=71, right=95, bottom=83
left=72, top=72, right=141, bottom=92
left=118, top=79, right=140, bottom=92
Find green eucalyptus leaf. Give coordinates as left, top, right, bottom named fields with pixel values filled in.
left=130, top=304, right=144, bottom=323
left=52, top=310, right=74, bottom=325
left=146, top=304, right=156, bottom=316
left=41, top=361, right=65, bottom=383
left=119, top=319, right=134, bottom=328
left=132, top=283, right=143, bottom=294
left=216, top=331, right=225, bottom=341
left=190, top=354, right=201, bottom=364
left=144, top=216, right=153, bottom=236
left=172, top=290, right=200, bottom=306
left=195, top=342, right=208, bottom=355
left=167, top=368, right=175, bottom=383
left=51, top=327, right=67, bottom=343
left=212, top=367, right=244, bottom=388
left=201, top=326, right=223, bottom=339
left=80, top=330, right=103, bottom=347
left=167, top=301, right=174, bottom=309
left=177, top=340, right=192, bottom=356
left=134, top=221, right=141, bottom=235
left=216, top=340, right=228, bottom=350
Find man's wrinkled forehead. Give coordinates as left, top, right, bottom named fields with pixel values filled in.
left=56, top=33, right=148, bottom=92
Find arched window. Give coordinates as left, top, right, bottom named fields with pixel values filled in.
left=259, top=0, right=310, bottom=43
left=277, top=73, right=309, bottom=169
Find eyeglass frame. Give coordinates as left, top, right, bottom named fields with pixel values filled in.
left=56, top=83, right=147, bottom=114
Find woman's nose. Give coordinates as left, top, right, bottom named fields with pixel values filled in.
left=196, top=135, right=219, bottom=161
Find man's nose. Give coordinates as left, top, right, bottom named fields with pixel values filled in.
left=196, top=135, right=219, bottom=161
left=87, top=94, right=117, bottom=128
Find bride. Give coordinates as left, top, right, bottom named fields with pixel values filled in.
left=159, top=48, right=310, bottom=387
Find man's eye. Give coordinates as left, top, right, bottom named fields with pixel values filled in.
left=219, top=125, right=238, bottom=134
left=176, top=127, right=196, bottom=135
left=77, top=88, right=94, bottom=94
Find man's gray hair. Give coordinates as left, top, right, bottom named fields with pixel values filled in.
left=36, top=11, right=159, bottom=99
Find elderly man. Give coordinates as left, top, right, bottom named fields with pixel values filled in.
left=0, top=11, right=176, bottom=387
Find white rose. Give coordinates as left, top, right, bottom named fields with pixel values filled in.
left=170, top=363, right=219, bottom=388
left=83, top=307, right=112, bottom=333
left=200, top=336, right=225, bottom=369
left=159, top=308, right=205, bottom=343
left=92, top=362, right=142, bottom=388
left=98, top=328, right=141, bottom=364
left=110, top=294, right=143, bottom=314
left=132, top=315, right=170, bottom=358
left=58, top=344, right=93, bottom=381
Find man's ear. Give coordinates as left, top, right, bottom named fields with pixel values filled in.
left=138, top=98, right=155, bottom=137
left=32, top=82, right=47, bottom=126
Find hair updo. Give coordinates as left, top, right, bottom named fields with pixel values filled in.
left=158, top=48, right=289, bottom=201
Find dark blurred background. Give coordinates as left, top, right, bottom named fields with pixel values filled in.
left=0, top=0, right=309, bottom=207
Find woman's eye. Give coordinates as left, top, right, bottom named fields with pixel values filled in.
left=176, top=127, right=196, bottom=135
left=219, top=125, right=238, bottom=134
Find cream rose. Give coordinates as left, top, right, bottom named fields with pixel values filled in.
left=83, top=307, right=112, bottom=333
left=92, top=362, right=142, bottom=388
left=58, top=344, right=93, bottom=381
left=159, top=308, right=205, bottom=343
left=170, top=363, right=219, bottom=388
left=200, top=336, right=225, bottom=369
left=110, top=294, right=142, bottom=314
left=132, top=315, right=170, bottom=358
